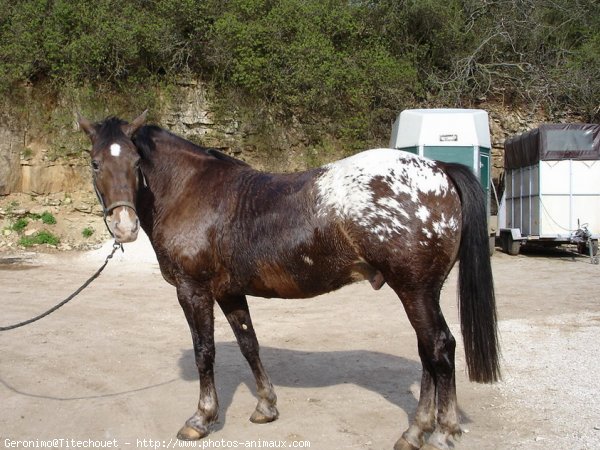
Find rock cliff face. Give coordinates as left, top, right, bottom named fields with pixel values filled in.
left=0, top=114, right=23, bottom=195
left=0, top=81, right=556, bottom=197
left=487, top=105, right=548, bottom=180
left=162, top=80, right=242, bottom=149
left=0, top=86, right=573, bottom=253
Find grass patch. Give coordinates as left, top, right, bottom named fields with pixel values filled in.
left=40, top=211, right=57, bottom=225
left=26, top=211, right=57, bottom=225
left=11, top=218, right=29, bottom=232
left=82, top=227, right=94, bottom=238
left=19, top=230, right=60, bottom=247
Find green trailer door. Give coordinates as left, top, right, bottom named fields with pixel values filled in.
left=423, top=146, right=475, bottom=172
left=398, top=145, right=490, bottom=193
left=422, top=145, right=491, bottom=212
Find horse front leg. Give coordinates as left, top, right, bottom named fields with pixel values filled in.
left=176, top=283, right=219, bottom=440
left=218, top=294, right=279, bottom=424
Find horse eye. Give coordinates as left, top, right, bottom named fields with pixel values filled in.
left=91, top=160, right=100, bottom=171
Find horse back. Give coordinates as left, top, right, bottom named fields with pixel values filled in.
left=220, top=149, right=462, bottom=299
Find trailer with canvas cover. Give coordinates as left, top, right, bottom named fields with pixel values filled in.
left=389, top=108, right=496, bottom=252
left=499, top=123, right=600, bottom=261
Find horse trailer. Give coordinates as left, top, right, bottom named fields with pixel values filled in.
left=498, top=123, right=600, bottom=261
left=390, top=108, right=496, bottom=252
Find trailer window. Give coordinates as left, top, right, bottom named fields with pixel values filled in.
left=546, top=129, right=594, bottom=152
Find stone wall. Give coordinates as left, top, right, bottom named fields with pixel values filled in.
left=0, top=83, right=557, bottom=197
left=162, top=80, right=242, bottom=149
left=0, top=113, right=23, bottom=195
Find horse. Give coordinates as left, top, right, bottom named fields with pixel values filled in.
left=78, top=111, right=500, bottom=450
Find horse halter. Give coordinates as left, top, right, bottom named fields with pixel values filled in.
left=92, top=167, right=146, bottom=239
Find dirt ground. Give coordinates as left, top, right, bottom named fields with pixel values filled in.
left=1, top=235, right=599, bottom=450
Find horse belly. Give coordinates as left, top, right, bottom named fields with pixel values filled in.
left=246, top=256, right=363, bottom=299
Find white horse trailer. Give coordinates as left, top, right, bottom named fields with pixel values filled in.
left=499, top=123, right=600, bottom=261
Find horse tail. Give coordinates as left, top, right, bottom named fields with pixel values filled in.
left=442, top=162, right=501, bottom=383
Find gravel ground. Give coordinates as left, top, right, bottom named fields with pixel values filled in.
left=1, top=237, right=599, bottom=449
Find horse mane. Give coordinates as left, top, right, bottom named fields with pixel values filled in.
left=133, top=124, right=250, bottom=167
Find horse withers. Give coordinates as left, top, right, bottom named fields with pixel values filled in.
left=79, top=112, right=500, bottom=450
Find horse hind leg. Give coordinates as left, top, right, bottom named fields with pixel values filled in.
left=395, top=357, right=436, bottom=450
left=391, top=286, right=461, bottom=450
left=218, top=295, right=279, bottom=424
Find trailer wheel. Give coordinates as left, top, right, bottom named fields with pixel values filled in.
left=590, top=240, right=598, bottom=256
left=578, top=239, right=598, bottom=256
left=502, top=232, right=521, bottom=256
left=508, top=238, right=521, bottom=256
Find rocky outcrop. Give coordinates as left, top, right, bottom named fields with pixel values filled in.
left=486, top=104, right=547, bottom=180
left=0, top=114, right=23, bottom=195
left=0, top=82, right=570, bottom=197
left=20, top=160, right=88, bottom=194
left=162, top=80, right=242, bottom=149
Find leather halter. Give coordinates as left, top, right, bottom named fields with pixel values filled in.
left=92, top=168, right=146, bottom=238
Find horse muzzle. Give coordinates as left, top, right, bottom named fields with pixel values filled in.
left=107, top=203, right=140, bottom=243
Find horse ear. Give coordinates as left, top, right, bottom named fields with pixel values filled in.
left=77, top=113, right=96, bottom=141
left=124, top=109, right=148, bottom=137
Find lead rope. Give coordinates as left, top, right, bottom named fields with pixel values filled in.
left=0, top=242, right=122, bottom=331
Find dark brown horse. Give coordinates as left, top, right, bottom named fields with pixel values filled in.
left=78, top=111, right=500, bottom=450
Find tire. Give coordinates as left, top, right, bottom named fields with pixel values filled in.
left=504, top=233, right=520, bottom=256
left=501, top=232, right=509, bottom=254
left=578, top=239, right=598, bottom=256
left=589, top=240, right=598, bottom=256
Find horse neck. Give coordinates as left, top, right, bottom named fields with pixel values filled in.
left=138, top=144, right=246, bottom=212
left=142, top=148, right=194, bottom=194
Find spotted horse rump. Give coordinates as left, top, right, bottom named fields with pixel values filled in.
left=316, top=149, right=460, bottom=243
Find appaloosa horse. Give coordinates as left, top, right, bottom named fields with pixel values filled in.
left=78, top=111, right=500, bottom=450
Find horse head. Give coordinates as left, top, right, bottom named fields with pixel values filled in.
left=78, top=111, right=147, bottom=243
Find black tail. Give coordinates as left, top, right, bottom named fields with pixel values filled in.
left=442, top=162, right=501, bottom=383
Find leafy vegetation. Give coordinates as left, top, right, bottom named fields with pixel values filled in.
left=82, top=227, right=94, bottom=238
left=4, top=210, right=58, bottom=244
left=18, top=230, right=60, bottom=247
left=39, top=211, right=57, bottom=225
left=11, top=218, right=29, bottom=233
left=0, top=0, right=598, bottom=150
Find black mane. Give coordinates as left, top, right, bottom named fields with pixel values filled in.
left=132, top=124, right=250, bottom=167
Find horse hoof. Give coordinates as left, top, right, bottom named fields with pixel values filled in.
left=393, top=437, right=419, bottom=450
left=176, top=425, right=208, bottom=441
left=250, top=406, right=279, bottom=424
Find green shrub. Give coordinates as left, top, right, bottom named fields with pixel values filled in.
left=11, top=218, right=29, bottom=232
left=1, top=0, right=599, bottom=147
left=19, top=230, right=60, bottom=247
left=82, top=227, right=94, bottom=238
left=40, top=211, right=57, bottom=225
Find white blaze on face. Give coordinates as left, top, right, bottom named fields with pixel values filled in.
left=116, top=207, right=136, bottom=229
left=315, top=148, right=451, bottom=242
left=110, top=143, right=121, bottom=157
left=110, top=206, right=139, bottom=243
